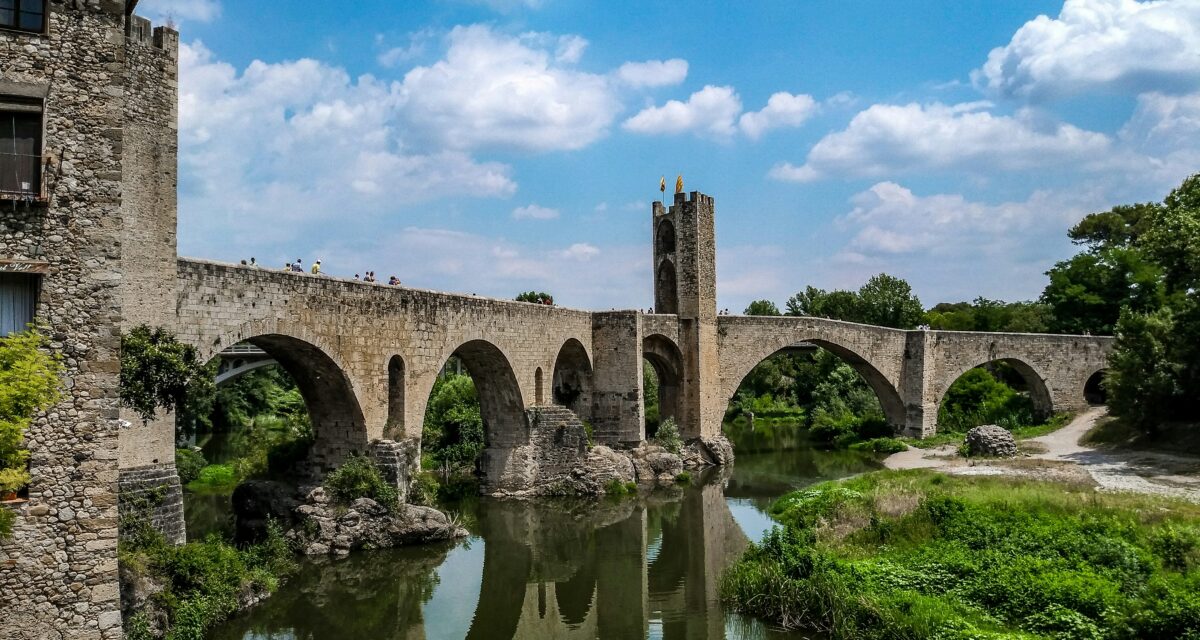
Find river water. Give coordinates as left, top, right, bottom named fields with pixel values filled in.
left=198, top=445, right=880, bottom=640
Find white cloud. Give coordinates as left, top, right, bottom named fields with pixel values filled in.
left=512, top=204, right=560, bottom=220
left=176, top=40, right=516, bottom=258
left=974, top=0, right=1200, bottom=101
left=140, top=0, right=221, bottom=23
left=615, top=59, right=689, bottom=88
left=399, top=25, right=620, bottom=152
left=624, top=87, right=816, bottom=139
left=623, top=85, right=743, bottom=137
left=771, top=101, right=1111, bottom=182
left=557, top=243, right=600, bottom=260
left=738, top=92, right=819, bottom=139
left=554, top=35, right=588, bottom=64
left=378, top=30, right=435, bottom=68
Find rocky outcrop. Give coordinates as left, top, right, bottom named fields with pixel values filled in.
left=681, top=435, right=736, bottom=468
left=965, top=425, right=1018, bottom=458
left=288, top=489, right=467, bottom=557
left=628, top=444, right=684, bottom=484
left=232, top=481, right=466, bottom=554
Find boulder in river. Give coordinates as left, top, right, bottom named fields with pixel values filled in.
left=964, top=425, right=1018, bottom=458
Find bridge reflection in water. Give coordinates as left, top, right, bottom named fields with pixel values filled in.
left=208, top=461, right=823, bottom=640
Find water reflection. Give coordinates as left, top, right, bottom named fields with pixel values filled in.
left=210, top=450, right=876, bottom=639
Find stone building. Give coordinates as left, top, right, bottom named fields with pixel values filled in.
left=0, top=2, right=176, bottom=638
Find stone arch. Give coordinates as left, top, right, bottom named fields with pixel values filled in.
left=937, top=357, right=1055, bottom=422
left=656, top=219, right=676, bottom=254
left=238, top=332, right=368, bottom=474
left=448, top=339, right=528, bottom=449
left=643, top=334, right=684, bottom=438
left=727, top=338, right=906, bottom=430
left=535, top=367, right=545, bottom=405
left=1084, top=369, right=1108, bottom=405
left=655, top=260, right=678, bottom=315
left=551, top=338, right=593, bottom=419
left=386, top=355, right=405, bottom=439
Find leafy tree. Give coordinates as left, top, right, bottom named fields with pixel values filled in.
left=785, top=286, right=859, bottom=321
left=1108, top=308, right=1179, bottom=431
left=643, top=362, right=660, bottom=433
left=0, top=329, right=61, bottom=494
left=1042, top=247, right=1163, bottom=335
left=744, top=300, right=781, bottom=316
left=120, top=325, right=208, bottom=422
left=938, top=368, right=1036, bottom=433
left=516, top=291, right=554, bottom=305
left=1068, top=202, right=1159, bottom=249
left=925, top=298, right=1053, bottom=333
left=422, top=373, right=484, bottom=470
left=856, top=274, right=924, bottom=329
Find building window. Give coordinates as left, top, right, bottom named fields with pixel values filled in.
left=0, top=273, right=37, bottom=336
left=0, top=0, right=46, bottom=34
left=0, top=104, right=42, bottom=199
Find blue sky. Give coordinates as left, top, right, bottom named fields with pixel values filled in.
left=142, top=0, right=1200, bottom=311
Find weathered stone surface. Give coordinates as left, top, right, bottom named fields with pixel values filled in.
left=628, top=444, right=684, bottom=484
left=286, top=498, right=467, bottom=556
left=681, top=436, right=736, bottom=469
left=965, top=425, right=1019, bottom=458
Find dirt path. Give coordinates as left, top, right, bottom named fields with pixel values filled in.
left=884, top=407, right=1200, bottom=503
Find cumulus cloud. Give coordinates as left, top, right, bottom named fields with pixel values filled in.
left=624, top=87, right=816, bottom=139
left=974, top=0, right=1200, bottom=101
left=399, top=25, right=620, bottom=152
left=176, top=40, right=516, bottom=260
left=512, top=204, right=560, bottom=220
left=615, top=59, right=689, bottom=88
left=557, top=243, right=600, bottom=260
left=377, top=30, right=436, bottom=68
left=140, top=0, right=221, bottom=23
left=770, top=101, right=1110, bottom=182
left=738, top=92, right=819, bottom=139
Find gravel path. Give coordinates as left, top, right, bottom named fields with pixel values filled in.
left=884, top=407, right=1200, bottom=503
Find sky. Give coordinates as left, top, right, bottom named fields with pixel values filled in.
left=141, top=0, right=1200, bottom=311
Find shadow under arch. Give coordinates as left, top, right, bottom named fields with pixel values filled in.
left=938, top=357, right=1055, bottom=422
left=552, top=338, right=593, bottom=420
left=656, top=218, right=676, bottom=254
left=643, top=334, right=685, bottom=438
left=655, top=260, right=678, bottom=315
left=1084, top=369, right=1107, bottom=405
left=447, top=339, right=528, bottom=449
left=727, top=338, right=907, bottom=431
left=386, top=355, right=406, bottom=440
left=240, top=333, right=368, bottom=473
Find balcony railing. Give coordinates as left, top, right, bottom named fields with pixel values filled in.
left=0, top=152, right=41, bottom=200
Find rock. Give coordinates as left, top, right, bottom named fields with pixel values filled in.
left=286, top=485, right=467, bottom=556
left=351, top=497, right=387, bottom=516
left=965, top=425, right=1018, bottom=458
left=681, top=435, right=736, bottom=469
left=306, top=487, right=329, bottom=504
left=628, top=444, right=683, bottom=484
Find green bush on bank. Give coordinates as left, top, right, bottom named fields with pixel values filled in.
left=722, top=470, right=1200, bottom=639
left=174, top=449, right=207, bottom=485
left=120, top=512, right=295, bottom=640
left=652, top=417, right=683, bottom=454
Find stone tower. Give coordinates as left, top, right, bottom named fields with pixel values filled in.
left=652, top=191, right=722, bottom=438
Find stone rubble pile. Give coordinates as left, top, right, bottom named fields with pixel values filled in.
left=964, top=425, right=1019, bottom=458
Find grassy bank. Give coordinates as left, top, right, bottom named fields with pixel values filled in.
left=721, top=470, right=1200, bottom=639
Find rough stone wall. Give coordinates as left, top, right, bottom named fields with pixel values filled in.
left=117, top=21, right=179, bottom=472
left=0, top=4, right=132, bottom=638
left=589, top=311, right=643, bottom=445
left=116, top=464, right=184, bottom=544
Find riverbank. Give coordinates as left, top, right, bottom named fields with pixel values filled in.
left=721, top=469, right=1200, bottom=639
left=884, top=407, right=1200, bottom=503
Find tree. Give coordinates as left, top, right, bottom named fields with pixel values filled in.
left=0, top=329, right=62, bottom=494
left=516, top=291, right=554, bottom=305
left=785, top=286, right=859, bottom=321
left=856, top=274, right=924, bottom=329
left=744, top=299, right=781, bottom=316
left=120, top=325, right=208, bottom=422
left=422, top=373, right=484, bottom=469
left=925, top=298, right=1052, bottom=333
left=1042, top=247, right=1163, bottom=335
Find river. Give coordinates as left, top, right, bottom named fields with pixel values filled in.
left=194, top=445, right=881, bottom=640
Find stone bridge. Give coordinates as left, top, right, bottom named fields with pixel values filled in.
left=162, top=193, right=1113, bottom=497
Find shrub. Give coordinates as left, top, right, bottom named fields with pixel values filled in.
left=848, top=438, right=908, bottom=454
left=675, top=471, right=693, bottom=484
left=0, top=506, right=13, bottom=539
left=188, top=464, right=237, bottom=492
left=0, top=329, right=62, bottom=495
left=409, top=472, right=440, bottom=507
left=120, top=325, right=207, bottom=422
left=653, top=417, right=683, bottom=454
left=175, top=449, right=207, bottom=485
left=324, top=455, right=398, bottom=511
left=605, top=478, right=637, bottom=496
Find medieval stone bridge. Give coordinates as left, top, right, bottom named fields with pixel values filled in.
left=166, top=193, right=1112, bottom=495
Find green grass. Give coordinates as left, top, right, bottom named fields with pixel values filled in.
left=605, top=479, right=638, bottom=496
left=901, top=413, right=1074, bottom=451
left=185, top=464, right=238, bottom=494
left=722, top=469, right=1200, bottom=639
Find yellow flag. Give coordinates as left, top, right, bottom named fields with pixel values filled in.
left=659, top=176, right=666, bottom=193
left=675, top=175, right=684, bottom=194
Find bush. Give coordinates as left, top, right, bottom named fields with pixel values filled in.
left=605, top=479, right=637, bottom=496
left=653, top=417, right=683, bottom=454
left=0, top=506, right=13, bottom=539
left=175, top=449, right=207, bottom=485
left=120, top=325, right=207, bottom=422
left=848, top=438, right=908, bottom=454
left=188, top=465, right=237, bottom=492
left=723, top=470, right=1200, bottom=639
left=409, top=472, right=440, bottom=507
left=938, top=367, right=1037, bottom=433
left=0, top=329, right=62, bottom=495
left=324, top=455, right=398, bottom=511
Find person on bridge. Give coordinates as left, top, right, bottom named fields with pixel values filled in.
left=311, top=260, right=321, bottom=275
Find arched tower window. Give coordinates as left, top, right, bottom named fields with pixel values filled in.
left=656, top=219, right=676, bottom=254
left=655, top=260, right=678, bottom=315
